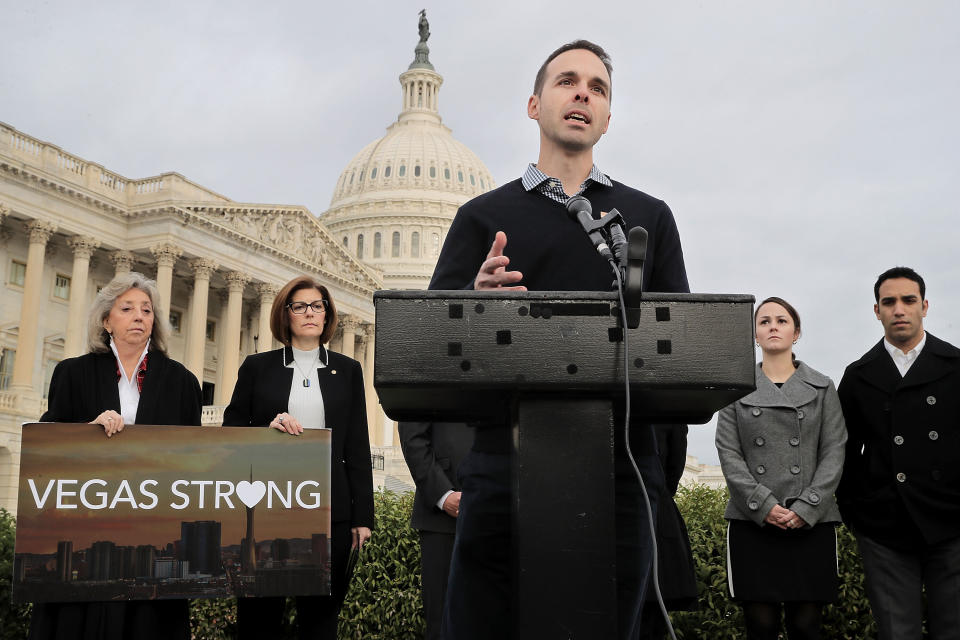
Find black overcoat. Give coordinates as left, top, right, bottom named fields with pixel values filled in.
left=837, top=333, right=960, bottom=549
left=222, top=346, right=375, bottom=529
left=398, top=422, right=473, bottom=533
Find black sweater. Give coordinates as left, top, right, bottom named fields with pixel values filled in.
left=429, top=178, right=689, bottom=293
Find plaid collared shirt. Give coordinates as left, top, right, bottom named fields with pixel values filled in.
left=116, top=353, right=148, bottom=393
left=520, top=163, right=612, bottom=204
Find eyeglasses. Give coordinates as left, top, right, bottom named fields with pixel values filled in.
left=287, top=300, right=328, bottom=314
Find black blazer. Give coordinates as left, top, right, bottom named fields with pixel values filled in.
left=837, top=333, right=960, bottom=548
left=222, top=346, right=375, bottom=529
left=398, top=422, right=473, bottom=533
left=41, top=350, right=202, bottom=425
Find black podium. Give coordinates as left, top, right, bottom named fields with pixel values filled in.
left=374, top=290, right=755, bottom=638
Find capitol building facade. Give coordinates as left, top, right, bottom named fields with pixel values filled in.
left=0, top=31, right=494, bottom=514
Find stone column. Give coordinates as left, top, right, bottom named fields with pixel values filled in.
left=215, top=271, right=250, bottom=405
left=150, top=242, right=182, bottom=316
left=361, top=323, right=381, bottom=447
left=185, top=258, right=217, bottom=384
left=339, top=316, right=360, bottom=361
left=11, top=220, right=57, bottom=390
left=110, top=250, right=136, bottom=276
left=255, top=283, right=279, bottom=353
left=63, top=236, right=101, bottom=358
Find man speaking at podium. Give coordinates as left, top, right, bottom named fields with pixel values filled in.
left=429, top=40, right=689, bottom=639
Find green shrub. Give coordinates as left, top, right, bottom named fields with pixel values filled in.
left=3, top=487, right=880, bottom=639
left=0, top=509, right=31, bottom=640
left=669, top=484, right=877, bottom=639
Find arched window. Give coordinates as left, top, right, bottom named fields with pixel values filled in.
left=470, top=174, right=476, bottom=186
left=429, top=166, right=436, bottom=178
left=391, top=232, right=401, bottom=257
left=432, top=233, right=440, bottom=255
left=371, top=167, right=377, bottom=179
left=384, top=165, right=391, bottom=178
left=458, top=170, right=464, bottom=182
left=359, top=170, right=364, bottom=182
left=374, top=232, right=382, bottom=258
left=342, top=236, right=349, bottom=248
left=399, top=164, right=406, bottom=177
left=480, top=178, right=485, bottom=189
left=411, top=231, right=420, bottom=258
left=444, top=168, right=451, bottom=180
left=349, top=171, right=355, bottom=184
left=414, top=164, right=421, bottom=177
left=357, top=234, right=365, bottom=259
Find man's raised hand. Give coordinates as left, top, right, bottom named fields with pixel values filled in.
left=474, top=231, right=526, bottom=291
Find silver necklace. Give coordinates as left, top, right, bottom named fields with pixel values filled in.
left=292, top=349, right=320, bottom=387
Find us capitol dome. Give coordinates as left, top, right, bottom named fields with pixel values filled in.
left=321, top=15, right=495, bottom=290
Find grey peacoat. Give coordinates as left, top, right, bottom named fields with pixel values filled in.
left=716, top=361, right=847, bottom=527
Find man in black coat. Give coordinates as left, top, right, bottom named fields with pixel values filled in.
left=398, top=422, right=473, bottom=640
left=429, top=39, right=689, bottom=640
left=837, top=266, right=960, bottom=640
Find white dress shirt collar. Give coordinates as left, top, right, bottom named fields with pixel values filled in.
left=884, top=331, right=926, bottom=377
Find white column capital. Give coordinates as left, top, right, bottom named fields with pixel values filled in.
left=27, top=219, right=57, bottom=245
left=0, top=202, right=9, bottom=223
left=110, top=250, right=136, bottom=273
left=189, top=258, right=218, bottom=280
left=255, top=282, right=281, bottom=302
left=224, top=271, right=251, bottom=293
left=150, top=242, right=183, bottom=267
left=339, top=315, right=362, bottom=333
left=66, top=235, right=101, bottom=259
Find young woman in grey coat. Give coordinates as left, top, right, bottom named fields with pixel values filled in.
left=716, top=297, right=847, bottom=640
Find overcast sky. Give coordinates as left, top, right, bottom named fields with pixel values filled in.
left=4, top=1, right=959, bottom=464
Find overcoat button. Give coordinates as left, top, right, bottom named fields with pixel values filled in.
left=896, top=472, right=906, bottom=483
left=755, top=437, right=765, bottom=446
left=927, top=395, right=936, bottom=405
left=789, top=437, right=800, bottom=446
left=790, top=465, right=800, bottom=474
left=756, top=465, right=766, bottom=475
left=929, top=430, right=939, bottom=441
left=894, top=435, right=904, bottom=445
left=809, top=492, right=821, bottom=504
left=749, top=501, right=759, bottom=510
left=752, top=408, right=762, bottom=417
left=797, top=410, right=805, bottom=419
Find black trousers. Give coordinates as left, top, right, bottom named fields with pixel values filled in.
left=237, top=520, right=353, bottom=640
left=29, top=600, right=190, bottom=640
left=442, top=445, right=662, bottom=640
left=419, top=531, right=456, bottom=640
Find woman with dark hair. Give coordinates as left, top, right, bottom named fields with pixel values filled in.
left=30, top=272, right=202, bottom=640
left=715, top=297, right=847, bottom=640
left=224, top=275, right=374, bottom=640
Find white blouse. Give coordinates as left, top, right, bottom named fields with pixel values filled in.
left=286, top=346, right=326, bottom=429
left=109, top=338, right=150, bottom=425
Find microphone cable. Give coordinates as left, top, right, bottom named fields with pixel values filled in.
left=609, top=260, right=679, bottom=640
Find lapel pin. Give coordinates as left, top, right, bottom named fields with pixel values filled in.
left=331, top=370, right=337, bottom=375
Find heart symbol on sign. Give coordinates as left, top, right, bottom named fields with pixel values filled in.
left=236, top=480, right=266, bottom=508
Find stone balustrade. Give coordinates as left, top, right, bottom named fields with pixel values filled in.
left=201, top=405, right=225, bottom=426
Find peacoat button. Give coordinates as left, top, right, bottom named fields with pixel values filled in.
left=929, top=430, right=939, bottom=441
left=809, top=491, right=821, bottom=504
left=756, top=465, right=766, bottom=474
left=755, top=436, right=765, bottom=446
left=752, top=408, right=762, bottom=417
left=790, top=465, right=801, bottom=474
left=789, top=436, right=800, bottom=446
left=896, top=472, right=906, bottom=483
left=748, top=501, right=759, bottom=510
left=797, top=410, right=805, bottom=419
left=894, top=435, right=904, bottom=445
left=927, top=395, right=936, bottom=405
left=932, top=469, right=942, bottom=481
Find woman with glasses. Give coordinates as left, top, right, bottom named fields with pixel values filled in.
left=223, top=275, right=374, bottom=640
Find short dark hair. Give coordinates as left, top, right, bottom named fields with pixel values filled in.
left=533, top=40, right=613, bottom=100
left=270, top=275, right=339, bottom=346
left=874, top=266, right=926, bottom=302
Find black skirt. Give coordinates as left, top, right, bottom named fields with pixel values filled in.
left=726, top=519, right=839, bottom=603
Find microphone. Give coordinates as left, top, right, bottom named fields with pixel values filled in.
left=565, top=196, right=614, bottom=262
left=606, top=208, right=628, bottom=269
